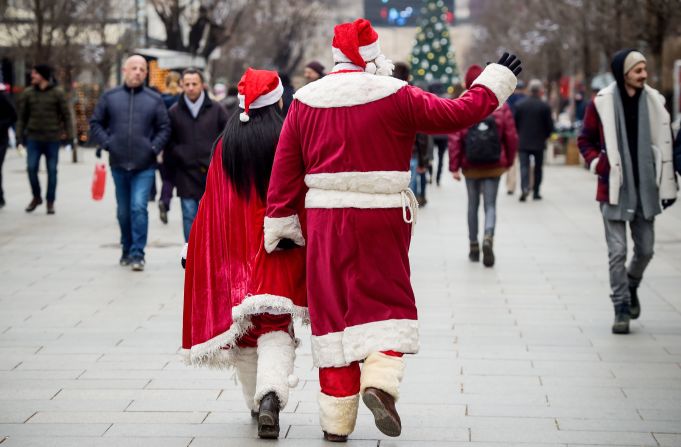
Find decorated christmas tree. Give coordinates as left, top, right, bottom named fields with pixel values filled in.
left=410, top=0, right=459, bottom=91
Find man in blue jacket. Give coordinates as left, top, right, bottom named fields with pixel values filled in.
left=90, top=55, right=170, bottom=271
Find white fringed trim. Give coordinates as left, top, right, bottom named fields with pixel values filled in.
left=318, top=392, right=360, bottom=436
left=182, top=293, right=308, bottom=369
left=255, top=331, right=297, bottom=409
left=263, top=214, right=305, bottom=253
left=305, top=171, right=410, bottom=193
left=360, top=352, right=405, bottom=401
left=294, top=72, right=406, bottom=108
left=311, top=319, right=419, bottom=368
left=471, top=63, right=517, bottom=108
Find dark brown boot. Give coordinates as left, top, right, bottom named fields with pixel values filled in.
left=47, top=201, right=55, bottom=214
left=257, top=392, right=280, bottom=439
left=323, top=431, right=348, bottom=442
left=25, top=197, right=43, bottom=212
left=469, top=241, right=480, bottom=262
left=362, top=387, right=401, bottom=437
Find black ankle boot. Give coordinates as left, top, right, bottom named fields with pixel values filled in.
left=469, top=241, right=480, bottom=262
left=257, top=392, right=280, bottom=439
left=628, top=275, right=641, bottom=320
left=482, top=235, right=495, bottom=267
left=612, top=303, right=630, bottom=334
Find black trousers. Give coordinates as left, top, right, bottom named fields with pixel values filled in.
left=0, top=141, right=6, bottom=202
left=519, top=150, right=544, bottom=194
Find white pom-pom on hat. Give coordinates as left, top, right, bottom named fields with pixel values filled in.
left=288, top=374, right=299, bottom=388
left=239, top=112, right=250, bottom=123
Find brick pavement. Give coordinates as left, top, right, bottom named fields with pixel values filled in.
left=1, top=148, right=680, bottom=446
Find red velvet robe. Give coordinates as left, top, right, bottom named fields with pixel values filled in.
left=182, top=138, right=307, bottom=368
left=264, top=65, right=516, bottom=369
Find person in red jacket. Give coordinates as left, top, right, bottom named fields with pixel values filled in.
left=449, top=65, right=519, bottom=267
left=263, top=18, right=521, bottom=441
left=182, top=69, right=307, bottom=440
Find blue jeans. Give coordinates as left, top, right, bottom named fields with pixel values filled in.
left=465, top=177, right=501, bottom=242
left=111, top=167, right=156, bottom=260
left=180, top=198, right=199, bottom=242
left=409, top=156, right=427, bottom=197
left=26, top=139, right=60, bottom=202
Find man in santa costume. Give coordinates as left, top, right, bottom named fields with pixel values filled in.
left=182, top=68, right=307, bottom=439
left=264, top=19, right=521, bottom=441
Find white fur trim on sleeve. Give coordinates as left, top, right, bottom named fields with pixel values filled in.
left=471, top=63, right=517, bottom=106
left=263, top=215, right=305, bottom=253
left=318, top=392, right=360, bottom=436
left=589, top=157, right=599, bottom=174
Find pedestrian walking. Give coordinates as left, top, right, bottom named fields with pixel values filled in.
left=578, top=49, right=677, bottom=334
left=219, top=86, right=239, bottom=120
left=89, top=55, right=170, bottom=271
left=303, top=60, right=325, bottom=84
left=449, top=64, right=519, bottom=267
left=504, top=80, right=526, bottom=195
left=15, top=64, right=75, bottom=214
left=264, top=18, right=521, bottom=441
left=157, top=71, right=183, bottom=225
left=0, top=85, right=17, bottom=209
left=165, top=68, right=227, bottom=242
left=674, top=127, right=681, bottom=175
left=182, top=68, right=306, bottom=440
left=514, top=79, right=554, bottom=201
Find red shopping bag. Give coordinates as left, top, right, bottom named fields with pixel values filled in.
left=91, top=163, right=106, bottom=201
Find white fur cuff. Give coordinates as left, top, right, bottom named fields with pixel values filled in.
left=360, top=352, right=405, bottom=401
left=471, top=63, right=517, bottom=107
left=318, top=392, right=360, bottom=436
left=255, top=331, right=297, bottom=409
left=234, top=347, right=258, bottom=411
left=589, top=157, right=599, bottom=174
left=263, top=214, right=305, bottom=253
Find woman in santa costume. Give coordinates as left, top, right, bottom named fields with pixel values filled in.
left=264, top=19, right=522, bottom=441
left=182, top=68, right=307, bottom=439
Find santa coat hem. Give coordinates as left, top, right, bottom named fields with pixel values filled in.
left=182, top=293, right=309, bottom=369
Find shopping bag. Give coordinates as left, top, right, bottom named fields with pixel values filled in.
left=91, top=163, right=106, bottom=201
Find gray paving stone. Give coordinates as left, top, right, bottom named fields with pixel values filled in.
left=0, top=437, right=192, bottom=447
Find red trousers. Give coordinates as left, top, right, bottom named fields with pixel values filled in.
left=236, top=313, right=292, bottom=348
left=319, top=351, right=403, bottom=397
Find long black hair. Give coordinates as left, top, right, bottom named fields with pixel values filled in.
left=221, top=103, right=284, bottom=202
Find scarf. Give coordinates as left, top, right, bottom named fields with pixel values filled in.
left=601, top=89, right=660, bottom=221
left=184, top=90, right=205, bottom=119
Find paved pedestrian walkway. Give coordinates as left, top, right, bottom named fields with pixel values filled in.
left=1, top=148, right=680, bottom=447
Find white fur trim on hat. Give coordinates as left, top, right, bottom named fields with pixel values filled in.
left=238, top=80, right=283, bottom=111
left=471, top=63, right=517, bottom=108
left=360, top=352, right=405, bottom=401
left=263, top=214, right=305, bottom=253
left=623, top=51, right=646, bottom=75
left=294, top=72, right=406, bottom=108
left=332, top=39, right=381, bottom=65
left=318, top=392, right=360, bottom=436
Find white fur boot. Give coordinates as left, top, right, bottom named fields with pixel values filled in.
left=254, top=330, right=298, bottom=409
left=360, top=352, right=405, bottom=400
left=318, top=392, right=360, bottom=437
left=234, top=347, right=258, bottom=412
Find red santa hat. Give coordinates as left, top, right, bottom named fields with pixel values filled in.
left=237, top=68, right=283, bottom=123
left=332, top=19, right=394, bottom=75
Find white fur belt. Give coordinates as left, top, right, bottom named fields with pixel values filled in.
left=303, top=171, right=417, bottom=226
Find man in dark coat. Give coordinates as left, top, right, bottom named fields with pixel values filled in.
left=16, top=64, right=75, bottom=214
left=674, top=127, right=681, bottom=176
left=89, top=55, right=171, bottom=271
left=0, top=85, right=17, bottom=208
left=165, top=68, right=228, bottom=241
left=513, top=79, right=554, bottom=201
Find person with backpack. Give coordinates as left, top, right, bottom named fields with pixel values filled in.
left=449, top=65, right=519, bottom=267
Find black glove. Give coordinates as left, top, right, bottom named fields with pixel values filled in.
left=181, top=257, right=186, bottom=269
left=276, top=238, right=297, bottom=251
left=662, top=198, right=676, bottom=209
left=497, top=52, right=522, bottom=76
left=96, top=147, right=103, bottom=159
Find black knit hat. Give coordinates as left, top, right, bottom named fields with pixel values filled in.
left=33, top=64, right=52, bottom=82
left=305, top=61, right=325, bottom=77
